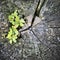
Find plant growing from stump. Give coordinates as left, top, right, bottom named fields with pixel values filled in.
left=6, top=10, right=25, bottom=44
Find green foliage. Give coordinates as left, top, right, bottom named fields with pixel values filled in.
left=8, top=10, right=25, bottom=28
left=6, top=10, right=25, bottom=44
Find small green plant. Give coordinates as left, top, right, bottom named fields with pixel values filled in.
left=6, top=10, right=25, bottom=44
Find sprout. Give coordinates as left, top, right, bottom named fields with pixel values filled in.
left=6, top=10, right=25, bottom=44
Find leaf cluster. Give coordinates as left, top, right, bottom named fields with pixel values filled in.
left=6, top=10, right=25, bottom=44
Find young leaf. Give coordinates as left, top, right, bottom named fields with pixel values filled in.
left=19, top=23, right=24, bottom=27
left=9, top=40, right=13, bottom=44
left=8, top=14, right=14, bottom=21
left=13, top=39, right=17, bottom=43
left=20, top=19, right=25, bottom=23
left=13, top=10, right=18, bottom=17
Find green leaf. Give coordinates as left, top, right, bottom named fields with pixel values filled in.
left=15, top=16, right=20, bottom=21
left=19, top=23, right=24, bottom=27
left=15, top=30, right=18, bottom=35
left=8, top=14, right=14, bottom=21
left=6, top=28, right=12, bottom=39
left=9, top=40, right=13, bottom=44
left=14, top=24, right=19, bottom=28
left=13, top=39, right=17, bottom=43
left=9, top=28, right=12, bottom=33
left=13, top=10, right=18, bottom=17
left=20, top=19, right=25, bottom=23
left=6, top=34, right=11, bottom=39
